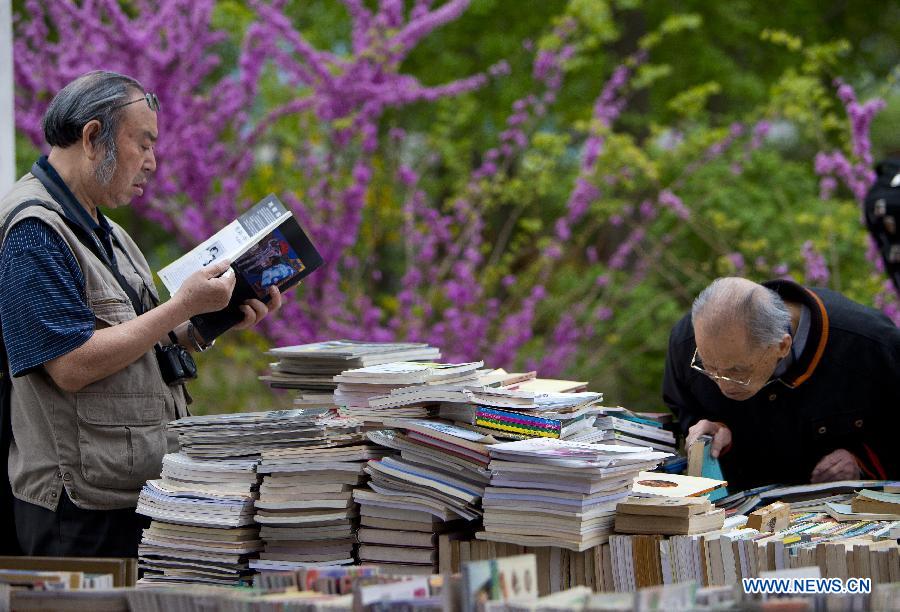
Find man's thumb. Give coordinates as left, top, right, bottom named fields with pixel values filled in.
left=204, top=258, right=232, bottom=277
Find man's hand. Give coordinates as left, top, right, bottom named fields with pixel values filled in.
left=173, top=259, right=236, bottom=317
left=232, top=285, right=284, bottom=330
left=686, top=419, right=732, bottom=458
left=811, top=449, right=861, bottom=483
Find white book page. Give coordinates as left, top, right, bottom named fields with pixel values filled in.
left=157, top=194, right=290, bottom=295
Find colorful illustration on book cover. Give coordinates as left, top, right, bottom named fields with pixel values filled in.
left=234, top=228, right=306, bottom=298
left=636, top=478, right=679, bottom=488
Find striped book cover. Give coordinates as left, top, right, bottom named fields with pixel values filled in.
left=474, top=406, right=562, bottom=439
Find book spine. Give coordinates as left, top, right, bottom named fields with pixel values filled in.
left=474, top=420, right=560, bottom=438
left=476, top=407, right=562, bottom=433
left=614, top=414, right=665, bottom=428
left=475, top=411, right=562, bottom=438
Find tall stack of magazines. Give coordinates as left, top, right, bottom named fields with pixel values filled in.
left=477, top=438, right=671, bottom=551
left=252, top=428, right=389, bottom=570
left=136, top=409, right=343, bottom=585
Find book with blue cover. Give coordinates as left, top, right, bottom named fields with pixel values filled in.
left=687, top=435, right=728, bottom=502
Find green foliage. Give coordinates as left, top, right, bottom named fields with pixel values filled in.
left=13, top=0, right=897, bottom=413
left=187, top=331, right=284, bottom=416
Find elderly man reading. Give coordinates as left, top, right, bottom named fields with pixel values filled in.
left=0, top=71, right=283, bottom=557
left=663, top=277, right=898, bottom=492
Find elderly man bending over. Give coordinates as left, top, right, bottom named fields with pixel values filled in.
left=663, top=277, right=898, bottom=492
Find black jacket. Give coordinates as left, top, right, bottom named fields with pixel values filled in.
left=663, top=279, right=899, bottom=492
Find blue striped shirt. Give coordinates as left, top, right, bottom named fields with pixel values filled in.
left=0, top=218, right=95, bottom=376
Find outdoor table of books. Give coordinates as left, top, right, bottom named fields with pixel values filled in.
left=8, top=341, right=896, bottom=610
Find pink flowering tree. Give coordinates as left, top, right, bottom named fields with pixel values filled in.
left=13, top=2, right=892, bottom=406
left=814, top=81, right=899, bottom=323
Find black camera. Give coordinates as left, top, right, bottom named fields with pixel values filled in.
left=155, top=343, right=198, bottom=385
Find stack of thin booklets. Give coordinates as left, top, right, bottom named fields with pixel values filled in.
left=260, top=340, right=441, bottom=407
left=137, top=408, right=360, bottom=585
left=167, top=408, right=351, bottom=459
left=351, top=419, right=490, bottom=573
left=477, top=438, right=671, bottom=551
left=594, top=407, right=677, bottom=454
left=354, top=502, right=468, bottom=576
left=135, top=453, right=261, bottom=586
left=614, top=496, right=726, bottom=535
left=333, top=361, right=484, bottom=422
left=438, top=390, right=606, bottom=442
left=252, top=431, right=389, bottom=571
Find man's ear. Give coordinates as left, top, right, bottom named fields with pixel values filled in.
left=81, top=120, right=103, bottom=160
left=777, top=332, right=793, bottom=358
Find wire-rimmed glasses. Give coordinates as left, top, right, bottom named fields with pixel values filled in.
left=690, top=347, right=755, bottom=386
left=112, top=92, right=160, bottom=112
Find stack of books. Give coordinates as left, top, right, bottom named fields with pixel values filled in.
left=717, top=480, right=893, bottom=516
left=351, top=419, right=491, bottom=573
left=614, top=496, right=726, bottom=535
left=438, top=391, right=606, bottom=442
left=252, top=435, right=389, bottom=571
left=167, top=408, right=348, bottom=459
left=477, top=438, right=671, bottom=551
left=355, top=510, right=468, bottom=575
left=135, top=453, right=261, bottom=586
left=136, top=408, right=362, bottom=585
left=594, top=408, right=677, bottom=454
left=259, top=340, right=441, bottom=407
left=631, top=471, right=728, bottom=499
left=333, top=361, right=484, bottom=422
left=850, top=489, right=900, bottom=516
left=823, top=489, right=900, bottom=521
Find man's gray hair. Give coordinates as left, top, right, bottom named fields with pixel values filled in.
left=692, top=277, right=791, bottom=347
left=42, top=71, right=145, bottom=185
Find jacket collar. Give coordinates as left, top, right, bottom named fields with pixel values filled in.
left=763, top=279, right=829, bottom=388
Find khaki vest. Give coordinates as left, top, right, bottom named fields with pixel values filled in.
left=0, top=173, right=189, bottom=511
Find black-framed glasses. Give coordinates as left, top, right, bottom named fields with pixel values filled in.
left=112, top=92, right=160, bottom=112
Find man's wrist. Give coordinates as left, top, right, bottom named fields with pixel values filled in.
left=186, top=322, right=215, bottom=352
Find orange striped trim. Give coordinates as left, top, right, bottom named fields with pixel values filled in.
left=863, top=443, right=888, bottom=480
left=789, top=288, right=829, bottom=387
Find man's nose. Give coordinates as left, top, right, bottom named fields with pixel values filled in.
left=145, top=148, right=157, bottom=173
left=715, top=377, right=742, bottom=391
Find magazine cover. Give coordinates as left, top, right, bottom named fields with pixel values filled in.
left=186, top=195, right=324, bottom=341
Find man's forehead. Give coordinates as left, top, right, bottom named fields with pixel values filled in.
left=120, top=103, right=158, bottom=137
left=695, top=321, right=754, bottom=356
left=694, top=317, right=749, bottom=343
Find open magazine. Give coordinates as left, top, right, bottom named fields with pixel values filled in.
left=158, top=194, right=324, bottom=341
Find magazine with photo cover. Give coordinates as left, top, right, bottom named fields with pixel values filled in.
left=157, top=194, right=324, bottom=342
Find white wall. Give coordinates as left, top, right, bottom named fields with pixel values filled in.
left=0, top=0, right=15, bottom=194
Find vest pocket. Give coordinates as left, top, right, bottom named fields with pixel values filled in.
left=88, top=289, right=135, bottom=327
left=75, top=392, right=166, bottom=490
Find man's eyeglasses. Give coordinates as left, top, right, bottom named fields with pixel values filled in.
left=690, top=347, right=755, bottom=386
left=112, top=92, right=160, bottom=112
